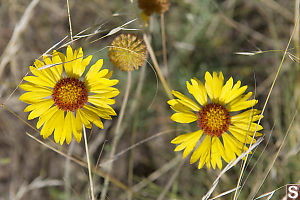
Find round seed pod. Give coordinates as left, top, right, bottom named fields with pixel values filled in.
left=138, top=0, right=170, bottom=16
left=108, top=34, right=147, bottom=72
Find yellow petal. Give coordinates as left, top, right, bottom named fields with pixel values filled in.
left=231, top=109, right=262, bottom=123
left=186, top=78, right=207, bottom=106
left=60, top=111, right=73, bottom=145
left=65, top=45, right=74, bottom=77
left=88, top=96, right=116, bottom=107
left=19, top=91, right=52, bottom=104
left=205, top=71, right=224, bottom=102
left=211, top=136, right=224, bottom=169
left=40, top=108, right=63, bottom=138
left=89, top=87, right=119, bottom=95
left=168, top=99, right=192, bottom=113
left=212, top=71, right=224, bottom=100
left=171, top=130, right=203, bottom=144
left=90, top=90, right=120, bottom=99
left=220, top=78, right=248, bottom=104
left=53, top=110, right=65, bottom=143
left=37, top=106, right=59, bottom=129
left=72, top=113, right=83, bottom=143
left=190, top=135, right=211, bottom=165
left=27, top=100, right=54, bottom=120
left=24, top=99, right=53, bottom=112
left=172, top=90, right=200, bottom=111
left=222, top=133, right=236, bottom=162
left=229, top=126, right=256, bottom=144
left=50, top=51, right=64, bottom=81
left=24, top=75, right=55, bottom=88
left=172, top=130, right=203, bottom=159
left=19, top=82, right=52, bottom=93
left=32, top=59, right=56, bottom=85
left=170, top=112, right=198, bottom=123
left=40, top=114, right=56, bottom=138
left=231, top=121, right=263, bottom=132
left=88, top=78, right=119, bottom=89
left=205, top=72, right=214, bottom=100
left=77, top=109, right=92, bottom=129
left=219, top=77, right=233, bottom=104
left=227, top=92, right=258, bottom=112
left=80, top=107, right=104, bottom=129
left=74, top=48, right=85, bottom=76
left=85, top=59, right=104, bottom=80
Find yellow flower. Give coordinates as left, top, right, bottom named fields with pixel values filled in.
left=20, top=46, right=119, bottom=145
left=168, top=72, right=263, bottom=169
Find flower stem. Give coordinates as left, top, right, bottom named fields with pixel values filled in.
left=143, top=34, right=172, bottom=99
left=83, top=125, right=95, bottom=200
left=101, top=71, right=132, bottom=200
left=161, top=13, right=168, bottom=79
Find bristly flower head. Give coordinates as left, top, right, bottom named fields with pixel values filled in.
left=138, top=0, right=170, bottom=16
left=20, top=46, right=119, bottom=145
left=108, top=34, right=147, bottom=72
left=168, top=72, right=263, bottom=170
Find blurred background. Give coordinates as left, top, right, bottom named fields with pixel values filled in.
left=0, top=0, right=299, bottom=199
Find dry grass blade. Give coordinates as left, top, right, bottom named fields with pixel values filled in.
left=250, top=108, right=298, bottom=199
left=14, top=177, right=62, bottom=200
left=234, top=15, right=300, bottom=200
left=132, top=156, right=182, bottom=192
left=202, top=138, right=264, bottom=200
left=254, top=185, right=285, bottom=200
left=156, top=160, right=184, bottom=200
left=90, top=18, right=138, bottom=43
left=25, top=132, right=131, bottom=192
left=0, top=0, right=40, bottom=77
left=209, top=186, right=241, bottom=200
left=100, top=129, right=175, bottom=167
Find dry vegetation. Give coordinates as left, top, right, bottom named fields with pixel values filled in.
left=0, top=0, right=299, bottom=199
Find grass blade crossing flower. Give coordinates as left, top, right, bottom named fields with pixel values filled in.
left=168, top=71, right=263, bottom=169
left=20, top=45, right=119, bottom=145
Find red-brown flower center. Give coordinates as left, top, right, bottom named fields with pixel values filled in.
left=197, top=103, right=231, bottom=137
left=52, top=78, right=88, bottom=112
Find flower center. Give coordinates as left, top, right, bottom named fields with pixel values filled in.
left=197, top=103, right=231, bottom=137
left=52, top=78, right=88, bottom=112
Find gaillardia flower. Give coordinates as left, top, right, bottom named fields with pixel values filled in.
left=168, top=72, right=263, bottom=169
left=108, top=34, right=147, bottom=72
left=20, top=46, right=119, bottom=145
